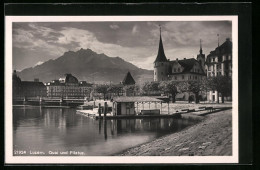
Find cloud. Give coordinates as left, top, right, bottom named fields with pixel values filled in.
left=12, top=21, right=232, bottom=70
left=34, top=61, right=44, bottom=67
left=109, top=24, right=119, bottom=30
left=132, top=25, right=139, bottom=35
left=13, top=24, right=67, bottom=58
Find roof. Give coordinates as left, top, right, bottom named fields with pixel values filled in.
left=113, top=96, right=163, bottom=103
left=59, top=73, right=78, bottom=84
left=79, top=81, right=92, bottom=87
left=206, top=38, right=232, bottom=60
left=154, top=30, right=168, bottom=62
left=170, top=58, right=206, bottom=75
left=122, top=72, right=135, bottom=85
left=13, top=73, right=22, bottom=84
left=178, top=58, right=197, bottom=73
left=21, top=81, right=46, bottom=88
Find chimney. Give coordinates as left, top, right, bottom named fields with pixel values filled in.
left=34, top=78, right=39, bottom=82
left=184, top=58, right=186, bottom=60
left=176, top=58, right=178, bottom=61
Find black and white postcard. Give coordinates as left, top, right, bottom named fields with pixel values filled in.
left=5, top=15, right=239, bottom=164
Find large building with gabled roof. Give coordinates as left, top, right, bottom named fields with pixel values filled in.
left=153, top=27, right=206, bottom=82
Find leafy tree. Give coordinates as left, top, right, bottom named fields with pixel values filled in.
left=207, top=75, right=232, bottom=103
left=141, top=82, right=150, bottom=95
left=82, top=87, right=92, bottom=97
left=158, top=80, right=178, bottom=103
left=107, top=84, right=123, bottom=96
left=123, top=84, right=140, bottom=96
left=141, top=81, right=160, bottom=95
left=94, top=84, right=109, bottom=100
left=179, top=80, right=206, bottom=103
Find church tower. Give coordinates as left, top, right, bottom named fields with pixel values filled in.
left=154, top=26, right=170, bottom=81
left=197, top=39, right=205, bottom=71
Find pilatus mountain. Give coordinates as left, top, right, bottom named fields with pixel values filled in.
left=17, top=48, right=153, bottom=84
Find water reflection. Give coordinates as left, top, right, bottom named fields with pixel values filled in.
left=99, top=118, right=197, bottom=139
left=13, top=107, right=200, bottom=156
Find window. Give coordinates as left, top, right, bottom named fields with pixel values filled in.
left=182, top=75, right=184, bottom=80
left=213, top=58, right=215, bottom=62
left=178, top=68, right=180, bottom=72
left=161, top=72, right=163, bottom=75
left=190, top=76, right=191, bottom=79
left=174, top=68, right=176, bottom=72
left=195, top=76, right=197, bottom=80
left=175, top=76, right=177, bottom=80
left=155, top=72, right=156, bottom=75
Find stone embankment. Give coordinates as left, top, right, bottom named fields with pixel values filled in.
left=118, top=109, right=232, bottom=156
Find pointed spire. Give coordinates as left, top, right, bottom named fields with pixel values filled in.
left=159, top=24, right=161, bottom=37
left=122, top=71, right=135, bottom=85
left=217, top=34, right=219, bottom=47
left=154, top=25, right=168, bottom=63
left=199, top=39, right=203, bottom=54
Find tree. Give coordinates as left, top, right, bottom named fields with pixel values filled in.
left=207, top=75, right=232, bottom=103
left=94, top=84, right=109, bottom=100
left=141, top=82, right=150, bottom=95
left=179, top=80, right=206, bottom=104
left=158, top=80, right=178, bottom=103
left=107, top=84, right=123, bottom=96
left=141, top=81, right=160, bottom=95
left=123, top=84, right=140, bottom=96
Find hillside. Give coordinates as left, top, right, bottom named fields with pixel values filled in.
left=17, top=48, right=153, bottom=84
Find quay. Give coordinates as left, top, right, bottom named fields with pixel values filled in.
left=76, top=96, right=232, bottom=120
left=76, top=107, right=230, bottom=120
left=13, top=97, right=85, bottom=107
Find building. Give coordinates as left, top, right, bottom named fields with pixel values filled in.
left=153, top=27, right=206, bottom=101
left=21, top=81, right=47, bottom=98
left=122, top=71, right=136, bottom=85
left=169, top=58, right=206, bottom=82
left=112, top=96, right=163, bottom=116
left=154, top=27, right=206, bottom=82
left=205, top=38, right=232, bottom=102
left=46, top=73, right=92, bottom=98
left=205, top=38, right=232, bottom=77
left=13, top=70, right=22, bottom=98
left=12, top=70, right=47, bottom=98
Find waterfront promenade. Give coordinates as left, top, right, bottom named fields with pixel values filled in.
left=118, top=108, right=232, bottom=156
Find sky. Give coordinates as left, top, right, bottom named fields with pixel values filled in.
left=12, top=21, right=232, bottom=71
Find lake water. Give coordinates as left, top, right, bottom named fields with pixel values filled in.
left=13, top=106, right=200, bottom=156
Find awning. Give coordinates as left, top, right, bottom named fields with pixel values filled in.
left=113, top=96, right=162, bottom=103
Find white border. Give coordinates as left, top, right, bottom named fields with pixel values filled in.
left=5, top=16, right=238, bottom=164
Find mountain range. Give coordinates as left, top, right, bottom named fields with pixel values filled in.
left=17, top=48, right=153, bottom=84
